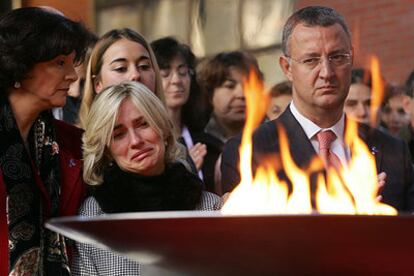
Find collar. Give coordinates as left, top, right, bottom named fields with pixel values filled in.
left=204, top=116, right=228, bottom=143
left=181, top=125, right=194, bottom=148
left=289, top=102, right=345, bottom=142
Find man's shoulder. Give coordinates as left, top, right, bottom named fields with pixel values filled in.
left=359, top=123, right=405, bottom=147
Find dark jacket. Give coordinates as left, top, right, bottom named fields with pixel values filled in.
left=221, top=108, right=414, bottom=212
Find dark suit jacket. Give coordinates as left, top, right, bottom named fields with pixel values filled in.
left=221, top=108, right=414, bottom=212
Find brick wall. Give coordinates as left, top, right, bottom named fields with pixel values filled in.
left=297, top=0, right=414, bottom=85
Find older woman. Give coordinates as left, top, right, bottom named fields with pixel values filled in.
left=197, top=51, right=263, bottom=194
left=73, top=82, right=221, bottom=275
left=0, top=7, right=90, bottom=275
left=78, top=28, right=164, bottom=128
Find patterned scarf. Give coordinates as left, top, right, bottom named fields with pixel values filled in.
left=0, top=93, right=69, bottom=275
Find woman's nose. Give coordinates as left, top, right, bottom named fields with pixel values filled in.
left=234, top=84, right=244, bottom=99
left=66, top=65, right=78, bottom=82
left=130, top=68, right=141, bottom=82
left=129, top=130, right=142, bottom=146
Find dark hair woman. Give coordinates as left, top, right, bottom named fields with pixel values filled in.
left=0, top=7, right=91, bottom=275
left=197, top=50, right=263, bottom=193
left=151, top=37, right=207, bottom=179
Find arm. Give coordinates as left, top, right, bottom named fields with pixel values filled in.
left=71, top=242, right=99, bottom=276
left=71, top=197, right=141, bottom=276
left=71, top=197, right=101, bottom=276
left=402, top=142, right=414, bottom=212
left=220, top=136, right=242, bottom=194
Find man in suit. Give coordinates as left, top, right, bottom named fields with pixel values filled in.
left=221, top=6, right=414, bottom=212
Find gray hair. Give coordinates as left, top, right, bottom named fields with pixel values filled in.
left=282, top=6, right=351, bottom=55
left=82, top=81, right=188, bottom=185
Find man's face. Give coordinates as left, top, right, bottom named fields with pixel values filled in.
left=279, top=23, right=353, bottom=123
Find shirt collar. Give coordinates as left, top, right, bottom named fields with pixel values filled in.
left=289, top=102, right=345, bottom=142
left=204, top=115, right=228, bottom=143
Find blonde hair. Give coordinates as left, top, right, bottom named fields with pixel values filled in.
left=78, top=28, right=165, bottom=129
left=83, top=81, right=187, bottom=185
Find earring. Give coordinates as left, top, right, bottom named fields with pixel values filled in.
left=14, top=81, right=21, bottom=88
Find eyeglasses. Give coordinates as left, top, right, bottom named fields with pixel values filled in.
left=160, top=66, right=193, bottom=79
left=286, top=53, right=352, bottom=70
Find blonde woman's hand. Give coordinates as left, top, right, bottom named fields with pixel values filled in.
left=189, top=143, right=207, bottom=171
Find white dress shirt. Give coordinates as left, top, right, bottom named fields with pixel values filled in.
left=289, top=102, right=350, bottom=166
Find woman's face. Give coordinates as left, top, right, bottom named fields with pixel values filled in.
left=344, top=83, right=372, bottom=124
left=18, top=51, right=78, bottom=110
left=212, top=67, right=246, bottom=128
left=95, top=39, right=156, bottom=94
left=159, top=55, right=191, bottom=110
left=267, top=94, right=292, bottom=120
left=381, top=94, right=410, bottom=135
left=109, top=98, right=165, bottom=176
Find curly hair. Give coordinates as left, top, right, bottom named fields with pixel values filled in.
left=0, top=7, right=91, bottom=89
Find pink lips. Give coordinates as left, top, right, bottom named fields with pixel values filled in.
left=131, top=148, right=152, bottom=161
left=231, top=105, right=246, bottom=113
left=58, top=88, right=70, bottom=94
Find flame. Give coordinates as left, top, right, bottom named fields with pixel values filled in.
left=222, top=69, right=397, bottom=216
left=316, top=119, right=396, bottom=215
left=369, top=56, right=385, bottom=128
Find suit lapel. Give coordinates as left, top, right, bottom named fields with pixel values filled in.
left=357, top=123, right=383, bottom=173
left=279, top=108, right=318, bottom=168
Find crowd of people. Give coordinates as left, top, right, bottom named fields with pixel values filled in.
left=1, top=5, right=414, bottom=276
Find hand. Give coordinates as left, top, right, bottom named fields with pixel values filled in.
left=376, top=172, right=387, bottom=202
left=189, top=143, right=207, bottom=171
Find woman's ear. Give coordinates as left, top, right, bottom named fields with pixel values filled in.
left=94, top=75, right=103, bottom=94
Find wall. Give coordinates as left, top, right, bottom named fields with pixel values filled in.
left=22, top=0, right=94, bottom=29
left=297, top=0, right=414, bottom=85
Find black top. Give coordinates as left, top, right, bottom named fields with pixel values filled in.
left=92, top=162, right=202, bottom=213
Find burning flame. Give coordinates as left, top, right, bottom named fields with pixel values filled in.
left=221, top=69, right=397, bottom=216
left=369, top=56, right=385, bottom=128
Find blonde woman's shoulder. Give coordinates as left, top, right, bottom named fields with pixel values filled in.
left=196, top=191, right=222, bottom=211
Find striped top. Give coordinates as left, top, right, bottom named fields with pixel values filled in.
left=71, top=192, right=222, bottom=276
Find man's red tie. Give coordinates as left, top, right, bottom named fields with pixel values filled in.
left=316, top=130, right=342, bottom=171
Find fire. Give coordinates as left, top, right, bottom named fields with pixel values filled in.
left=221, top=69, right=397, bottom=216
left=369, top=56, right=385, bottom=128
